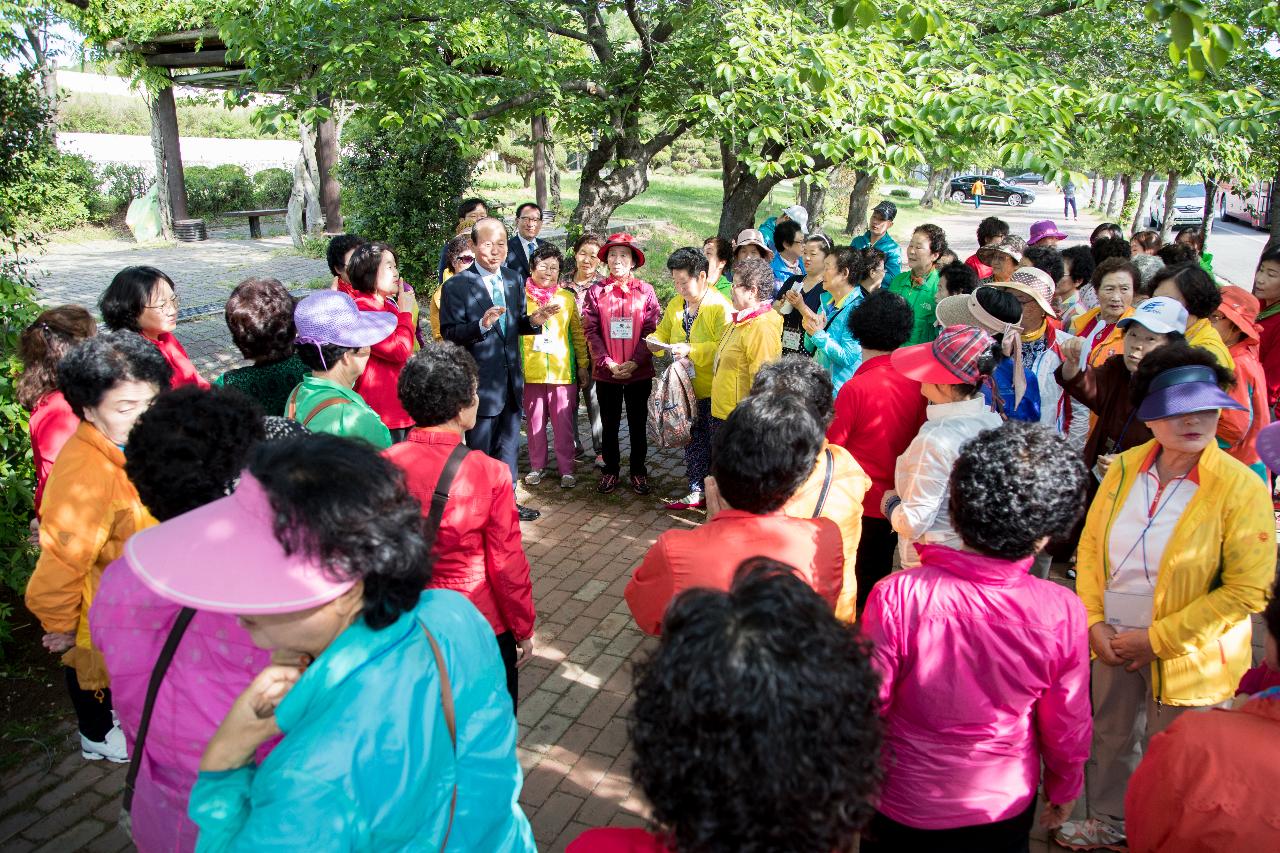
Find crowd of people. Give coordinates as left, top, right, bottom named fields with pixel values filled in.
left=15, top=189, right=1280, bottom=851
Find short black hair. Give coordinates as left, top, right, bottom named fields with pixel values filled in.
left=1131, top=230, right=1162, bottom=253
left=666, top=246, right=709, bottom=278
left=456, top=197, right=486, bottom=220
left=1265, top=570, right=1280, bottom=650
left=976, top=285, right=1023, bottom=325
left=1151, top=262, right=1221, bottom=319
left=326, top=234, right=364, bottom=277
left=515, top=201, right=542, bottom=220
left=849, top=289, right=914, bottom=352
left=574, top=232, right=607, bottom=253
left=914, top=223, right=947, bottom=257
left=936, top=247, right=959, bottom=268
left=1091, top=256, right=1140, bottom=291
left=17, top=305, right=97, bottom=410
left=1023, top=245, right=1065, bottom=284
left=224, top=278, right=296, bottom=363
left=1090, top=222, right=1125, bottom=245
left=1060, top=245, right=1095, bottom=287
left=346, top=241, right=397, bottom=295
left=99, top=266, right=176, bottom=332
left=857, top=247, right=886, bottom=279
left=1091, top=236, right=1133, bottom=265
left=1258, top=242, right=1280, bottom=269
left=250, top=434, right=431, bottom=631
left=712, top=393, right=821, bottom=513
left=398, top=341, right=479, bottom=428
left=773, top=220, right=803, bottom=253
left=828, top=246, right=863, bottom=283
left=294, top=340, right=353, bottom=373
left=58, top=330, right=173, bottom=418
left=949, top=421, right=1087, bottom=561
left=938, top=261, right=978, bottom=297
left=630, top=557, right=881, bottom=853
left=1130, top=339, right=1235, bottom=408
left=125, top=386, right=265, bottom=521
left=732, top=257, right=774, bottom=302
left=528, top=243, right=564, bottom=271
left=977, top=216, right=1010, bottom=245
left=703, top=236, right=733, bottom=265
left=750, top=355, right=835, bottom=429
left=1157, top=242, right=1198, bottom=267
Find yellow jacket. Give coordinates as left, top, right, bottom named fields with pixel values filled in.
left=1185, top=317, right=1235, bottom=370
left=649, top=288, right=731, bottom=399
left=783, top=441, right=870, bottom=622
left=1076, top=440, right=1273, bottom=706
left=520, top=288, right=589, bottom=385
left=711, top=309, right=783, bottom=419
left=26, top=421, right=155, bottom=689
left=430, top=282, right=445, bottom=341
left=1071, top=306, right=1133, bottom=368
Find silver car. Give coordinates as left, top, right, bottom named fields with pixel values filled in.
left=1147, top=183, right=1207, bottom=229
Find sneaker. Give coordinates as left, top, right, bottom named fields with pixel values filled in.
left=517, top=504, right=541, bottom=521
left=597, top=473, right=619, bottom=494
left=595, top=455, right=606, bottom=470
left=1055, top=818, right=1127, bottom=851
left=524, top=470, right=543, bottom=486
left=81, top=724, right=128, bottom=763
left=560, top=474, right=577, bottom=489
left=664, top=491, right=704, bottom=510
left=630, top=474, right=651, bottom=495
left=1066, top=568, right=1078, bottom=580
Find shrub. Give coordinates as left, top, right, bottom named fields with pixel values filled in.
left=13, top=149, right=103, bottom=231
left=57, top=91, right=293, bottom=141
left=890, top=188, right=911, bottom=198
left=337, top=115, right=478, bottom=290
left=185, top=163, right=255, bottom=215
left=252, top=167, right=292, bottom=208
left=98, top=162, right=153, bottom=215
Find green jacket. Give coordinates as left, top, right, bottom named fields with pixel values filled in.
left=286, top=375, right=392, bottom=449
left=886, top=270, right=941, bottom=346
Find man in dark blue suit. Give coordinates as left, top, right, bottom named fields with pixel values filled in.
left=441, top=216, right=560, bottom=521
left=504, top=202, right=547, bottom=281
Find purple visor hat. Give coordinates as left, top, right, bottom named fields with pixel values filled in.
left=293, top=290, right=396, bottom=366
left=1135, top=364, right=1246, bottom=422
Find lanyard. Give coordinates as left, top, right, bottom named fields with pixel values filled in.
left=1111, top=467, right=1191, bottom=587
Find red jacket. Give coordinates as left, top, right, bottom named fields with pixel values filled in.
left=1256, top=306, right=1280, bottom=415
left=150, top=332, right=209, bottom=389
left=352, top=291, right=415, bottom=429
left=383, top=429, right=535, bottom=639
left=580, top=277, right=661, bottom=384
left=1222, top=339, right=1269, bottom=468
left=964, top=252, right=993, bottom=280
left=568, top=828, right=671, bottom=852
left=625, top=509, right=843, bottom=635
left=29, top=391, right=79, bottom=516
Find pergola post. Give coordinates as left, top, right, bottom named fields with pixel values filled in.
left=148, top=77, right=190, bottom=235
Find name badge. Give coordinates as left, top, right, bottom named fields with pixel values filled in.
left=610, top=317, right=634, bottom=340
left=532, top=331, right=558, bottom=354
left=781, top=329, right=803, bottom=351
left=1105, top=589, right=1154, bottom=630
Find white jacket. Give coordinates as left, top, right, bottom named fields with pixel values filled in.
left=1026, top=325, right=1090, bottom=454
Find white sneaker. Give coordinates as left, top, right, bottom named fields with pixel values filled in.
left=523, top=470, right=543, bottom=486
left=81, top=723, right=128, bottom=763
left=560, top=474, right=577, bottom=489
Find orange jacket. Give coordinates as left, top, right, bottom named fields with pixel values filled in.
left=25, top=421, right=155, bottom=688
left=1219, top=340, right=1269, bottom=468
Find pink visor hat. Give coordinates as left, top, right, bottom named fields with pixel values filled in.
left=125, top=472, right=356, bottom=614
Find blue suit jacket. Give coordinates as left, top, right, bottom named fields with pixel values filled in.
left=441, top=263, right=540, bottom=417
left=503, top=235, right=545, bottom=282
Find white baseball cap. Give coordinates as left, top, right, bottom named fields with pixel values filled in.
left=1118, top=296, right=1189, bottom=336
left=782, top=205, right=809, bottom=234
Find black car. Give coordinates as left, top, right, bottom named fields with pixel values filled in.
left=1009, top=172, right=1046, bottom=185
left=948, top=175, right=1036, bottom=207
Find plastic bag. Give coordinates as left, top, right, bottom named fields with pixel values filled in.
left=125, top=183, right=164, bottom=242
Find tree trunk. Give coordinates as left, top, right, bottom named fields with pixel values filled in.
left=1096, top=178, right=1110, bottom=212
left=1117, top=174, right=1132, bottom=222
left=1105, top=176, right=1123, bottom=220
left=844, top=171, right=877, bottom=235
left=1159, top=172, right=1179, bottom=242
left=933, top=168, right=952, bottom=204
left=315, top=110, right=342, bottom=233
left=147, top=82, right=188, bottom=238
left=568, top=138, right=646, bottom=237
left=288, top=121, right=324, bottom=246
left=1270, top=165, right=1280, bottom=246
left=1089, top=175, right=1100, bottom=206
left=797, top=172, right=831, bottom=232
left=532, top=114, right=549, bottom=211
left=719, top=162, right=784, bottom=239
left=1130, top=170, right=1156, bottom=234
left=920, top=166, right=940, bottom=209
left=1200, top=175, right=1218, bottom=255
left=549, top=143, right=562, bottom=214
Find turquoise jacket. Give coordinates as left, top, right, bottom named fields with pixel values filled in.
left=189, top=591, right=535, bottom=852
left=804, top=288, right=865, bottom=395
left=850, top=231, right=902, bottom=281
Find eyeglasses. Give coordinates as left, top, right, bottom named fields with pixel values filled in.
left=146, top=295, right=180, bottom=311
left=456, top=254, right=476, bottom=264
left=518, top=215, right=543, bottom=224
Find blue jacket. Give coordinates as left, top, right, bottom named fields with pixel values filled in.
left=189, top=591, right=535, bottom=852
left=984, top=357, right=1041, bottom=423
left=850, top=231, right=902, bottom=281
left=804, top=288, right=864, bottom=395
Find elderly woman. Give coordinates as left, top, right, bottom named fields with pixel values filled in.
left=345, top=241, right=418, bottom=441
left=1253, top=244, right=1280, bottom=412
left=562, top=231, right=607, bottom=464
left=881, top=325, right=1003, bottom=570
left=862, top=422, right=1091, bottom=851
left=17, top=305, right=96, bottom=516
left=215, top=277, right=309, bottom=414
left=326, top=233, right=363, bottom=294
left=858, top=246, right=888, bottom=293
left=430, top=233, right=476, bottom=341
left=775, top=234, right=830, bottom=357
left=1211, top=286, right=1270, bottom=479
left=25, top=331, right=172, bottom=761
left=650, top=247, right=731, bottom=510
left=386, top=343, right=536, bottom=708
left=518, top=244, right=588, bottom=488
left=936, top=286, right=1041, bottom=422
left=123, top=434, right=535, bottom=849
left=1056, top=348, right=1273, bottom=852
left=574, top=559, right=881, bottom=853
left=91, top=386, right=271, bottom=852
left=732, top=228, right=773, bottom=264
left=1071, top=257, right=1138, bottom=369
left=581, top=233, right=661, bottom=495
left=886, top=224, right=945, bottom=345
left=710, top=257, right=783, bottom=426
left=792, top=246, right=865, bottom=394
left=437, top=196, right=487, bottom=281
left=100, top=265, right=208, bottom=389
left=702, top=235, right=734, bottom=300
left=1150, top=262, right=1233, bottom=368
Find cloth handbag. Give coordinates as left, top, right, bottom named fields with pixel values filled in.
left=646, top=358, right=698, bottom=449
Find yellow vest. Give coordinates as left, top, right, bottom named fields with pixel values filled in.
left=711, top=310, right=783, bottom=419
left=520, top=288, right=589, bottom=385
left=650, top=288, right=732, bottom=399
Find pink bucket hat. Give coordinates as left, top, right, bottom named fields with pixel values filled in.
left=1027, top=220, right=1067, bottom=245
left=125, top=472, right=356, bottom=614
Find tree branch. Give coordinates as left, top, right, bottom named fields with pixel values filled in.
left=624, top=0, right=652, bottom=53
left=579, top=2, right=615, bottom=66
left=468, top=80, right=609, bottom=121
left=642, top=119, right=692, bottom=159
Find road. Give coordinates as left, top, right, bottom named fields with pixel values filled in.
left=1210, top=216, right=1270, bottom=287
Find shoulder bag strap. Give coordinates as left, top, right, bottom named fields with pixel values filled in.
left=811, top=448, right=835, bottom=519
left=123, top=607, right=196, bottom=813
left=424, top=443, right=472, bottom=554
left=286, top=385, right=300, bottom=420
left=300, top=396, right=353, bottom=428
left=420, top=622, right=457, bottom=851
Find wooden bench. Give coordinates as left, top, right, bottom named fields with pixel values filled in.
left=221, top=208, right=303, bottom=239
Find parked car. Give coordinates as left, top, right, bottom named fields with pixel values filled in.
left=948, top=175, right=1036, bottom=207
left=1009, top=172, right=1046, bottom=185
left=1145, top=183, right=1208, bottom=229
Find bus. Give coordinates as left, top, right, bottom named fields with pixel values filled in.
left=1221, top=180, right=1275, bottom=229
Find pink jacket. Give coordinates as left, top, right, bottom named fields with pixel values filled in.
left=861, top=544, right=1091, bottom=829
left=90, top=559, right=271, bottom=853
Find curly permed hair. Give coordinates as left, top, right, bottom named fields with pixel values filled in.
left=629, top=557, right=882, bottom=853
left=398, top=341, right=479, bottom=427
left=58, top=331, right=173, bottom=418
left=224, top=277, right=297, bottom=363
left=948, top=421, right=1088, bottom=560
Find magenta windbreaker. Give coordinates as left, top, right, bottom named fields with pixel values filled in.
left=90, top=558, right=272, bottom=852
left=861, top=544, right=1091, bottom=830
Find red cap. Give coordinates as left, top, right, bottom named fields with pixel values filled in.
left=891, top=325, right=996, bottom=385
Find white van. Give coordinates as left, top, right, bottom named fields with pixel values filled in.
left=1145, top=183, right=1207, bottom=229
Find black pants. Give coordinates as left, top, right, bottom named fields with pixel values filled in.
left=466, top=394, right=522, bottom=485
left=855, top=516, right=898, bottom=613
left=860, top=798, right=1036, bottom=853
left=495, top=631, right=518, bottom=712
left=387, top=427, right=410, bottom=444
left=596, top=379, right=652, bottom=477
left=65, top=666, right=114, bottom=742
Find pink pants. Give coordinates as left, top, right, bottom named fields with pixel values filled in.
left=523, top=382, right=577, bottom=475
